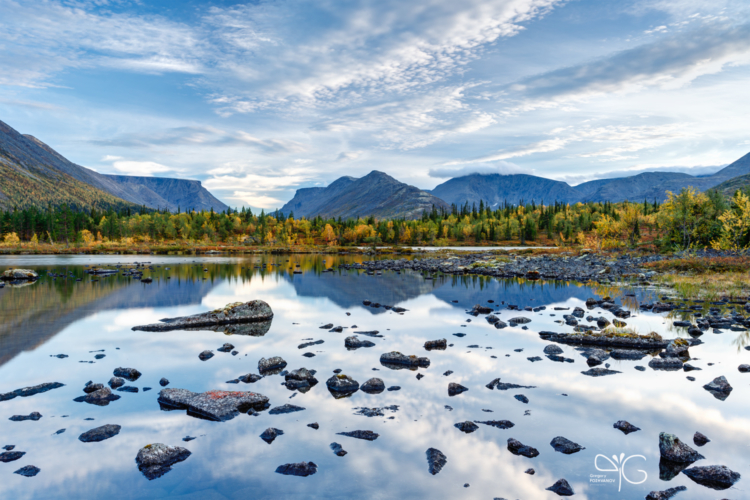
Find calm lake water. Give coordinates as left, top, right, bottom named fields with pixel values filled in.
left=0, top=255, right=747, bottom=500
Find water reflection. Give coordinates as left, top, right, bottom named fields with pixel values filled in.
left=0, top=254, right=747, bottom=500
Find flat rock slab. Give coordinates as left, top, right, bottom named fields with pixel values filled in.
left=337, top=430, right=379, bottom=441
left=132, top=300, right=273, bottom=332
left=426, top=448, right=447, bottom=475
left=158, top=388, right=269, bottom=422
left=581, top=368, right=621, bottom=377
left=0, top=382, right=65, bottom=402
left=136, top=443, right=191, bottom=480
left=276, top=461, right=317, bottom=477
left=0, top=451, right=25, bottom=462
left=2, top=269, right=38, bottom=281
left=14, top=465, right=40, bottom=477
left=539, top=331, right=670, bottom=349
left=682, top=465, right=740, bottom=490
left=269, top=404, right=305, bottom=415
left=380, top=352, right=430, bottom=370
left=476, top=420, right=515, bottom=429
left=9, top=412, right=42, bottom=422
left=79, top=424, right=121, bottom=443
left=113, top=368, right=141, bottom=381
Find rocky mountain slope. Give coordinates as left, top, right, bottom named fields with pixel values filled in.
left=280, top=171, right=448, bottom=219
left=713, top=173, right=750, bottom=197
left=0, top=120, right=227, bottom=211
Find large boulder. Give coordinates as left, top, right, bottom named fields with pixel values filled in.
left=1, top=269, right=38, bottom=281
left=682, top=465, right=741, bottom=490
left=157, top=388, right=269, bottom=421
left=135, top=443, right=191, bottom=480
left=326, top=374, right=359, bottom=397
left=132, top=301, right=273, bottom=332
left=659, top=433, right=704, bottom=463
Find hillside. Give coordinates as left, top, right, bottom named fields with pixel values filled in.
left=713, top=173, right=750, bottom=197
left=0, top=120, right=227, bottom=211
left=281, top=171, right=449, bottom=219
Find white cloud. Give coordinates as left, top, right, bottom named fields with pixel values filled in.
left=112, top=160, right=173, bottom=176
left=101, top=155, right=123, bottom=161
left=429, top=161, right=527, bottom=178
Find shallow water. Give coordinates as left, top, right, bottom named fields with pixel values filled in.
left=0, top=255, right=748, bottom=500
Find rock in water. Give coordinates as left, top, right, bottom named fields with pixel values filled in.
left=326, top=374, right=359, bottom=397
left=682, top=465, right=740, bottom=490
left=543, top=345, right=563, bottom=355
left=269, top=404, right=305, bottom=415
left=159, top=378, right=169, bottom=387
left=9, top=412, right=42, bottom=422
left=475, top=420, right=515, bottom=429
left=258, top=356, right=287, bottom=375
left=113, top=368, right=142, bottom=381
left=454, top=421, right=479, bottom=433
left=260, top=428, right=284, bottom=444
left=703, top=376, right=733, bottom=400
left=136, top=443, right=191, bottom=480
left=424, top=339, right=447, bottom=350
left=360, top=378, right=385, bottom=394
left=14, top=465, right=40, bottom=477
left=426, top=448, right=447, bottom=475
left=0, top=382, right=65, bottom=402
left=275, top=461, right=317, bottom=477
left=448, top=383, right=468, bottom=396
left=546, top=478, right=574, bottom=496
left=380, top=351, right=430, bottom=370
left=198, top=350, right=214, bottom=361
left=0, top=451, right=25, bottom=462
left=507, top=438, right=539, bottom=458
left=108, top=377, right=125, bottom=389
left=659, top=432, right=704, bottom=463
left=550, top=436, right=585, bottom=454
left=613, top=420, right=640, bottom=434
left=157, top=388, right=269, bottom=421
left=646, top=486, right=687, bottom=500
left=78, top=424, right=121, bottom=443
left=581, top=368, right=621, bottom=377
left=1, top=269, right=38, bottom=281
left=337, top=430, right=379, bottom=441
left=345, top=336, right=375, bottom=349
left=132, top=300, right=273, bottom=331
left=693, top=432, right=710, bottom=447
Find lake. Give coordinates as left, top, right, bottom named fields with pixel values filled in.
left=0, top=254, right=747, bottom=500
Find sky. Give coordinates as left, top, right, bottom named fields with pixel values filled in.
left=1, top=0, right=749, bottom=210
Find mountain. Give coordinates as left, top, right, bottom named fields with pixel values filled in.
left=280, top=171, right=449, bottom=219
left=0, top=120, right=227, bottom=211
left=713, top=173, right=750, bottom=197
left=429, top=152, right=750, bottom=206
left=430, top=173, right=583, bottom=206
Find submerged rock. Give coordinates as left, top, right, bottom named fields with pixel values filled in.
left=424, top=339, right=447, bottom=351
left=543, top=345, right=563, bottom=355
left=9, top=412, right=42, bottom=422
left=426, top=448, right=447, bottom=475
left=448, top=383, right=468, bottom=396
left=693, top=432, right=710, bottom=447
left=345, top=336, right=375, bottom=349
left=260, top=427, right=284, bottom=444
left=79, top=424, right=121, bottom=443
left=360, top=378, right=385, bottom=394
left=508, top=438, right=539, bottom=458
left=380, top=351, right=430, bottom=370
left=659, top=432, right=704, bottom=463
left=330, top=442, right=347, bottom=456
left=546, top=478, right=574, bottom=496
left=307, top=423, right=319, bottom=430
left=645, top=486, right=687, bottom=500
left=0, top=451, right=25, bottom=462
left=269, top=404, right=305, bottom=415
left=550, top=436, right=585, bottom=454
left=0, top=382, right=65, bottom=402
left=14, top=465, right=40, bottom=477
left=132, top=300, right=273, bottom=331
left=326, top=374, right=359, bottom=398
left=113, top=368, right=141, bottom=381
left=454, top=421, right=479, bottom=433
left=703, top=376, right=732, bottom=400
left=682, top=465, right=740, bottom=490
left=613, top=420, right=640, bottom=434
left=275, top=461, right=317, bottom=477
left=75, top=386, right=121, bottom=406
left=135, top=443, right=191, bottom=480
left=198, top=350, right=214, bottom=361
left=337, top=430, right=379, bottom=441
left=476, top=420, right=514, bottom=429
left=157, top=388, right=269, bottom=421
left=581, top=368, right=621, bottom=377
left=239, top=373, right=262, bottom=384
left=258, top=356, right=287, bottom=374
left=159, top=378, right=169, bottom=387
left=217, top=343, right=234, bottom=353
left=108, top=377, right=125, bottom=389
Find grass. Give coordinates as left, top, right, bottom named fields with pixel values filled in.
left=643, top=256, right=750, bottom=273
left=655, top=272, right=750, bottom=301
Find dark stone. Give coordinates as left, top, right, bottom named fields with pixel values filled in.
left=330, top=442, right=347, bottom=456
left=337, top=430, right=379, bottom=441
left=159, top=378, right=169, bottom=387
left=703, top=376, right=732, bottom=400
left=693, top=432, right=710, bottom=446
left=182, top=436, right=196, bottom=442
left=113, top=368, right=141, bottom=381
left=444, top=370, right=454, bottom=376
left=345, top=336, right=375, bottom=349
left=260, top=427, right=284, bottom=444
left=424, top=339, right=447, bottom=350
left=448, top=383, right=468, bottom=396
left=239, top=373, right=262, bottom=383
left=326, top=374, right=360, bottom=397
left=581, top=368, right=621, bottom=377
left=14, top=465, right=40, bottom=477
left=83, top=383, right=104, bottom=394
left=217, top=343, right=234, bottom=352
left=307, top=423, right=319, bottom=430
left=613, top=420, right=640, bottom=434
left=476, top=420, right=514, bottom=429
left=276, top=461, right=317, bottom=477
left=645, top=486, right=687, bottom=500
left=198, top=350, right=214, bottom=361
left=525, top=468, right=535, bottom=475
left=543, top=345, right=563, bottom=355
left=136, top=443, right=191, bottom=480
left=380, top=351, right=430, bottom=370
left=79, top=424, right=121, bottom=443
left=298, top=339, right=324, bottom=349
left=269, top=404, right=305, bottom=415
left=426, top=448, right=447, bottom=475
left=117, top=386, right=138, bottom=393
left=0, top=382, right=65, bottom=402
left=454, top=421, right=479, bottom=433
left=682, top=465, right=741, bottom=490
left=659, top=432, right=704, bottom=463
left=9, top=412, right=42, bottom=421
left=546, top=478, right=574, bottom=496
left=507, top=438, right=539, bottom=458
left=0, top=451, right=25, bottom=462
left=360, top=378, right=385, bottom=394
left=108, top=377, right=125, bottom=389
left=550, top=436, right=585, bottom=454
left=387, top=386, right=401, bottom=391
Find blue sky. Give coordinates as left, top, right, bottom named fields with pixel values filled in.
left=1, top=0, right=749, bottom=210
